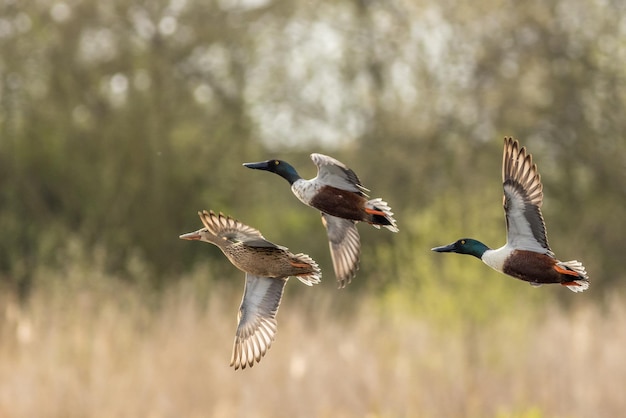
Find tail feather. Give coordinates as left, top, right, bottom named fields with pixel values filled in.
left=365, top=198, right=399, bottom=232
left=557, top=260, right=590, bottom=293
left=292, top=253, right=322, bottom=286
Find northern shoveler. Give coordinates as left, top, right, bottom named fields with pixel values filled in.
left=179, top=210, right=321, bottom=370
left=243, top=153, right=398, bottom=288
left=432, top=137, right=589, bottom=292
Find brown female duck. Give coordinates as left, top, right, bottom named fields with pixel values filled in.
left=180, top=210, right=321, bottom=369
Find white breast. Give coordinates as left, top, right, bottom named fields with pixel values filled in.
left=291, top=179, right=322, bottom=206
left=481, top=245, right=514, bottom=273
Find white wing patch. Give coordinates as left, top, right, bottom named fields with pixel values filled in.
left=310, top=153, right=368, bottom=194
left=502, top=138, right=552, bottom=254
left=503, top=184, right=551, bottom=253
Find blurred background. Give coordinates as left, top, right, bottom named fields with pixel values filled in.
left=0, top=0, right=625, bottom=416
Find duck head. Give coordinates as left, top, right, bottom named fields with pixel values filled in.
left=431, top=238, right=490, bottom=259
left=179, top=228, right=212, bottom=243
left=243, top=159, right=302, bottom=185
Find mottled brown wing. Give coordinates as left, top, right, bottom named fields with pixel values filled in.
left=198, top=210, right=280, bottom=248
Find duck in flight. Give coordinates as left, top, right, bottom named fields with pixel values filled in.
left=243, top=153, right=398, bottom=288
left=180, top=210, right=321, bottom=369
left=432, top=137, right=589, bottom=292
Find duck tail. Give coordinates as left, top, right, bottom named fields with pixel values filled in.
left=292, top=253, right=322, bottom=286
left=364, top=198, right=399, bottom=232
left=557, top=260, right=590, bottom=293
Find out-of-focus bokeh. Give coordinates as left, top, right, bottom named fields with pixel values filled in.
left=0, top=0, right=624, bottom=416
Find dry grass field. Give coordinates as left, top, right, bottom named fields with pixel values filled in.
left=0, top=265, right=623, bottom=418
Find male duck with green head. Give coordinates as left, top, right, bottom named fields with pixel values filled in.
left=243, top=153, right=398, bottom=288
left=432, top=137, right=589, bottom=292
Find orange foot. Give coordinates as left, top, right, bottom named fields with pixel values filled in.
left=554, top=264, right=580, bottom=277
left=365, top=207, right=386, bottom=217
left=561, top=281, right=583, bottom=288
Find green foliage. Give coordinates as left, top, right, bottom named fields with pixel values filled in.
left=0, top=0, right=624, bottom=297
left=372, top=188, right=548, bottom=329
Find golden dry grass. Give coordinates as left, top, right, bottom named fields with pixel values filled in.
left=0, top=268, right=623, bottom=418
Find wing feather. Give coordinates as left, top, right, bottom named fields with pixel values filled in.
left=502, top=138, right=552, bottom=254
left=321, top=213, right=361, bottom=288
left=230, top=274, right=287, bottom=370
left=310, top=153, right=368, bottom=195
left=198, top=210, right=281, bottom=248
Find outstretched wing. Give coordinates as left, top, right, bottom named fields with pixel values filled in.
left=502, top=137, right=552, bottom=255
left=198, top=210, right=281, bottom=248
left=321, top=213, right=361, bottom=288
left=310, top=153, right=368, bottom=196
left=231, top=274, right=287, bottom=370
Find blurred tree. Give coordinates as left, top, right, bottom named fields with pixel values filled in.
left=0, top=0, right=623, bottom=297
left=0, top=0, right=270, bottom=292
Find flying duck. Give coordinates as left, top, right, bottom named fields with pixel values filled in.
left=432, top=137, right=589, bottom=292
left=180, top=210, right=321, bottom=369
left=243, top=153, right=398, bottom=288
